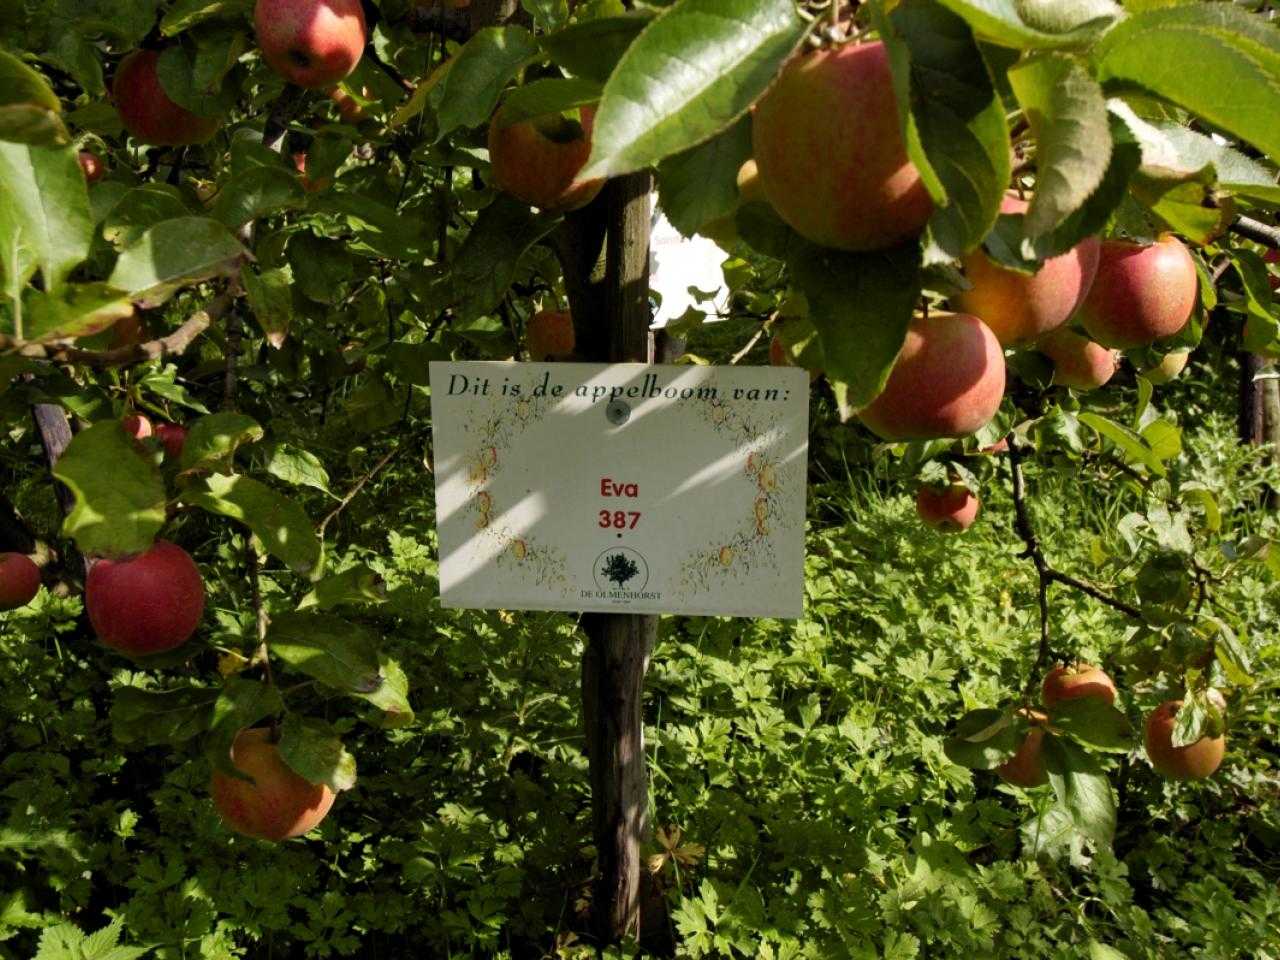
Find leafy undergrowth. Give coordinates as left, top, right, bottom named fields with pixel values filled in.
left=3, top=403, right=1279, bottom=959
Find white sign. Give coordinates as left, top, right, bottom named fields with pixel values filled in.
left=430, top=362, right=809, bottom=618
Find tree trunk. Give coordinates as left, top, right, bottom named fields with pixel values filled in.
left=1238, top=351, right=1265, bottom=445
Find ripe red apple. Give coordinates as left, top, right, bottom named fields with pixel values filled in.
left=858, top=312, right=1005, bottom=441
left=916, top=483, right=979, bottom=532
left=996, top=714, right=1049, bottom=788
left=488, top=106, right=604, bottom=213
left=526, top=309, right=575, bottom=361
left=255, top=0, right=366, bottom=89
left=155, top=423, right=187, bottom=460
left=122, top=413, right=153, bottom=440
left=85, top=540, right=205, bottom=656
left=0, top=553, right=41, bottom=611
left=1141, top=350, right=1190, bottom=384
left=78, top=151, right=105, bottom=183
left=1042, top=663, right=1116, bottom=709
left=113, top=50, right=221, bottom=147
left=211, top=727, right=336, bottom=840
left=1037, top=327, right=1117, bottom=391
left=1078, top=235, right=1198, bottom=349
left=1144, top=698, right=1225, bottom=780
left=954, top=195, right=1100, bottom=347
left=292, top=151, right=331, bottom=193
left=752, top=42, right=932, bottom=252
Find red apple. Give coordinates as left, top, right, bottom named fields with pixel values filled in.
left=292, top=151, right=331, bottom=192
left=1037, top=327, right=1117, bottom=391
left=858, top=312, right=1005, bottom=441
left=155, top=423, right=187, bottom=460
left=78, top=151, right=105, bottom=183
left=85, top=540, right=205, bottom=656
left=526, top=309, right=575, bottom=361
left=488, top=106, right=604, bottom=213
left=1144, top=698, right=1225, bottom=780
left=113, top=50, right=221, bottom=147
left=122, top=413, right=153, bottom=440
left=954, top=195, right=1100, bottom=347
left=996, top=713, right=1049, bottom=788
left=1265, top=249, right=1279, bottom=291
left=1042, top=663, right=1116, bottom=709
left=751, top=42, right=932, bottom=252
left=1078, top=235, right=1198, bottom=349
left=211, top=727, right=336, bottom=840
left=916, top=483, right=979, bottom=532
left=255, top=0, right=366, bottom=89
left=0, top=553, right=41, bottom=611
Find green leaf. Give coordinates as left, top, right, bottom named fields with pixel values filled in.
left=943, top=708, right=1022, bottom=769
left=277, top=715, right=357, bottom=791
left=178, top=411, right=264, bottom=472
left=522, top=0, right=570, bottom=32
left=385, top=341, right=450, bottom=386
left=789, top=239, right=922, bottom=408
left=205, top=678, right=284, bottom=779
left=656, top=116, right=752, bottom=237
left=416, top=196, right=561, bottom=323
left=259, top=441, right=331, bottom=494
left=1230, top=248, right=1278, bottom=352
left=211, top=166, right=306, bottom=229
left=23, top=283, right=134, bottom=342
left=434, top=27, right=540, bottom=141
left=313, top=194, right=431, bottom=261
left=1092, top=5, right=1280, bottom=164
left=297, top=565, right=387, bottom=610
left=160, top=0, right=253, bottom=35
left=267, top=612, right=384, bottom=695
left=364, top=654, right=414, bottom=728
left=495, top=77, right=602, bottom=128
left=51, top=420, right=166, bottom=557
left=0, top=49, right=69, bottom=147
left=581, top=0, right=807, bottom=179
left=882, top=0, right=1010, bottom=262
left=1140, top=419, right=1181, bottom=462
left=1088, top=942, right=1130, bottom=960
left=1048, top=697, right=1133, bottom=753
left=107, top=217, right=246, bottom=309
left=0, top=142, right=91, bottom=293
left=111, top=686, right=219, bottom=746
left=138, top=366, right=211, bottom=414
left=1179, top=482, right=1221, bottom=534
left=241, top=263, right=293, bottom=348
left=182, top=473, right=321, bottom=575
left=540, top=12, right=654, bottom=84
left=1041, top=734, right=1117, bottom=849
left=1078, top=412, right=1167, bottom=476
left=934, top=0, right=1118, bottom=49
left=1008, top=53, right=1111, bottom=237
left=101, top=183, right=194, bottom=249
left=156, top=38, right=239, bottom=118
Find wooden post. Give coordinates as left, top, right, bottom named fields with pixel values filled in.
left=1239, top=350, right=1265, bottom=445
left=579, top=170, right=657, bottom=943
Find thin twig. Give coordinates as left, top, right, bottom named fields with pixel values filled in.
left=1044, top=570, right=1144, bottom=620
left=317, top=446, right=402, bottom=538
left=0, top=291, right=235, bottom=367
left=222, top=305, right=242, bottom=411
left=1230, top=215, right=1280, bottom=249
left=1006, top=435, right=1053, bottom=694
left=729, top=325, right=767, bottom=365
left=245, top=540, right=274, bottom=687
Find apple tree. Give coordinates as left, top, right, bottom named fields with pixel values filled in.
left=1, top=0, right=1279, bottom=949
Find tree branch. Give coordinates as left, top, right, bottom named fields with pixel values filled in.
left=1230, top=215, right=1280, bottom=250
left=317, top=446, right=403, bottom=538
left=0, top=291, right=234, bottom=368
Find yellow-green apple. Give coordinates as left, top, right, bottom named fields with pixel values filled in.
left=78, top=151, right=105, bottom=183
left=526, top=310, right=575, bottom=361
left=1141, top=350, right=1190, bottom=384
left=1078, top=235, right=1198, bottom=349
left=1037, top=327, right=1116, bottom=391
left=155, top=423, right=187, bottom=460
left=916, top=483, right=979, bottom=532
left=488, top=106, right=603, bottom=212
left=736, top=158, right=766, bottom=206
left=996, top=711, right=1049, bottom=787
left=751, top=42, right=932, bottom=251
left=122, top=413, right=153, bottom=440
left=1144, top=697, right=1226, bottom=780
left=954, top=195, right=1100, bottom=347
left=858, top=312, right=1005, bottom=441
left=85, top=540, right=205, bottom=656
left=1042, top=663, right=1117, bottom=708
left=254, top=0, right=366, bottom=89
left=0, top=553, right=41, bottom=611
left=113, top=50, right=221, bottom=147
left=211, top=727, right=336, bottom=840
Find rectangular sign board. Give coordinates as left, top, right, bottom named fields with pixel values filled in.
left=430, top=362, right=809, bottom=618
